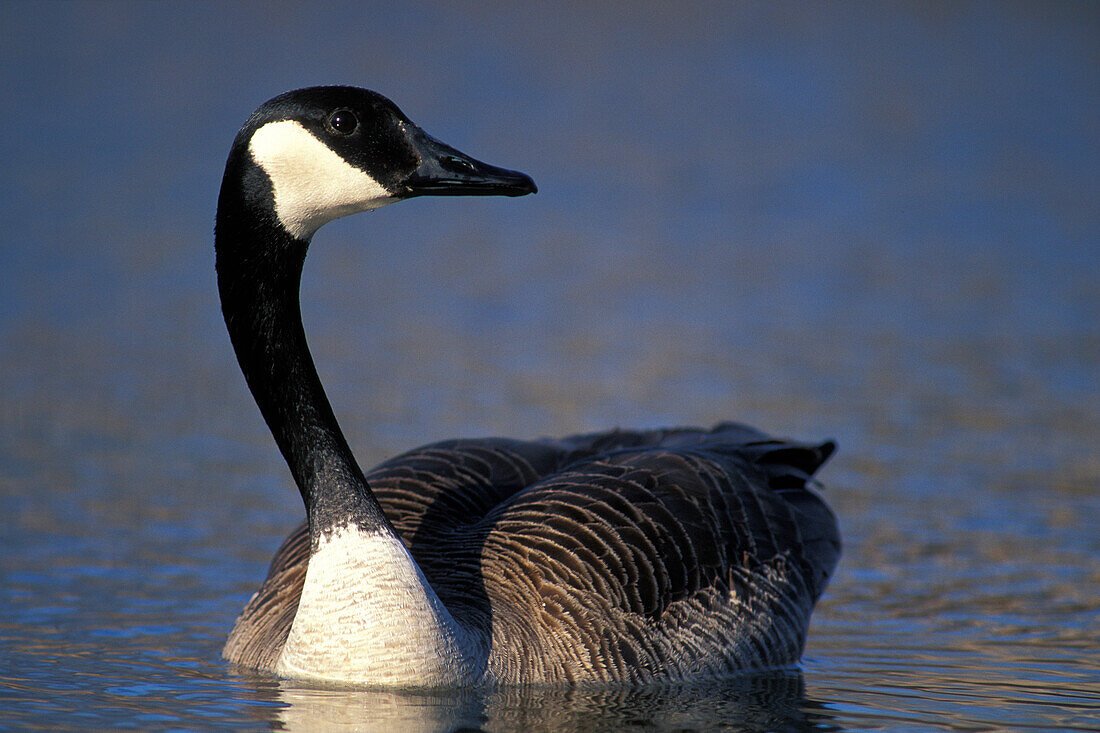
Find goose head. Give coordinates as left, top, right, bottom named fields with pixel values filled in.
left=222, top=85, right=537, bottom=242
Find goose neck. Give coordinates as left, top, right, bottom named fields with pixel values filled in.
left=215, top=212, right=390, bottom=538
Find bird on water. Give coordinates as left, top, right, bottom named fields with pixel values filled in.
left=215, top=86, right=841, bottom=686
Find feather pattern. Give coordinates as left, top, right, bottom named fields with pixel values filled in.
left=225, top=422, right=840, bottom=683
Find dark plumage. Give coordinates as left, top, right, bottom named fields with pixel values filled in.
left=225, top=424, right=839, bottom=682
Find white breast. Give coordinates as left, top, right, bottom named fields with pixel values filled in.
left=275, top=525, right=484, bottom=686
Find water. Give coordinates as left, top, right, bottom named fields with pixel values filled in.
left=2, top=2, right=1097, bottom=730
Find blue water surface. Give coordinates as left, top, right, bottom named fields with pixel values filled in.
left=1, top=2, right=1097, bottom=730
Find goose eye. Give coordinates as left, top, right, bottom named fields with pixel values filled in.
left=328, top=109, right=358, bottom=135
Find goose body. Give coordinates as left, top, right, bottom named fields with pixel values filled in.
left=217, top=86, right=841, bottom=686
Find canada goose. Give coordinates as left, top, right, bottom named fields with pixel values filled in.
left=217, top=86, right=840, bottom=686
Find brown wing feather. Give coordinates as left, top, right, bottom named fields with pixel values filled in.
left=223, top=520, right=309, bottom=671
left=223, top=423, right=840, bottom=681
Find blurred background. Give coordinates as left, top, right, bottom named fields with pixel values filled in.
left=1, top=2, right=1097, bottom=730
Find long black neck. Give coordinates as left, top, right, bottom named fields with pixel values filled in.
left=215, top=163, right=391, bottom=540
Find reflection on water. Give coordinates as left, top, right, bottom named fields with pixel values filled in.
left=237, top=671, right=823, bottom=732
left=2, top=1, right=1098, bottom=731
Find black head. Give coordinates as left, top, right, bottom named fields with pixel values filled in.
left=223, top=86, right=536, bottom=241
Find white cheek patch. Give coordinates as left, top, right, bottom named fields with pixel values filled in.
left=248, top=120, right=397, bottom=240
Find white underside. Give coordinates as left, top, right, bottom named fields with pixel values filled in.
left=249, top=120, right=397, bottom=240
left=275, top=525, right=482, bottom=686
